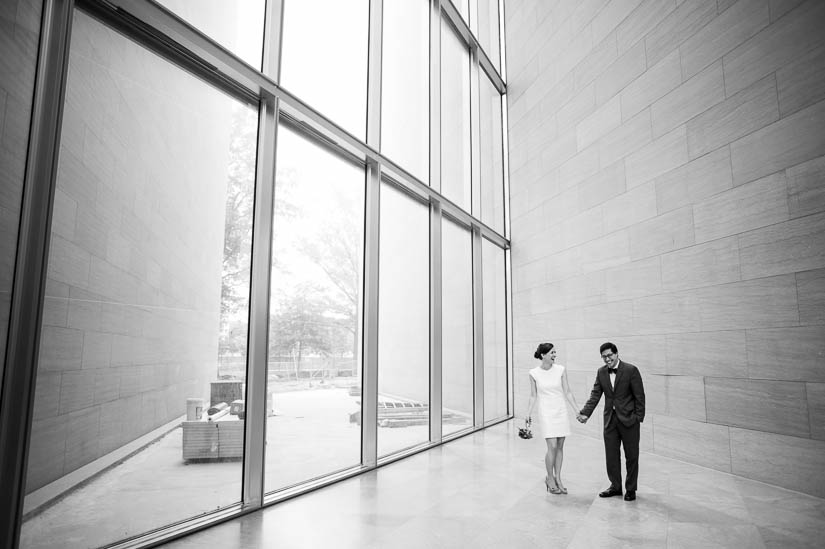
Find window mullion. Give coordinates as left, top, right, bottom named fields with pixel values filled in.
left=430, top=201, right=443, bottom=443
left=472, top=226, right=485, bottom=427
left=0, top=1, right=75, bottom=547
left=361, top=162, right=381, bottom=468
left=242, top=97, right=278, bottom=509
left=264, top=0, right=286, bottom=82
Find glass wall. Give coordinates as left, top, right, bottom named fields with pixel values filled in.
left=442, top=218, right=474, bottom=435
left=377, top=182, right=430, bottom=457
left=265, top=126, right=364, bottom=492
left=479, top=72, right=505, bottom=233
left=21, top=10, right=257, bottom=547
left=6, top=1, right=508, bottom=547
left=156, top=0, right=266, bottom=69
left=476, top=0, right=501, bottom=70
left=381, top=0, right=429, bottom=183
left=440, top=17, right=471, bottom=210
left=483, top=238, right=508, bottom=422
left=281, top=0, right=369, bottom=139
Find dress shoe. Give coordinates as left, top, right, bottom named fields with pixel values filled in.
left=623, top=491, right=636, bottom=501
left=598, top=488, right=623, bottom=498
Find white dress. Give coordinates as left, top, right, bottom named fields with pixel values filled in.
left=529, top=365, right=571, bottom=438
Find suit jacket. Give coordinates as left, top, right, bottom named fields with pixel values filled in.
left=580, top=360, right=645, bottom=429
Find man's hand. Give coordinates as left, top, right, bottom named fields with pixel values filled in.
left=576, top=413, right=588, bottom=423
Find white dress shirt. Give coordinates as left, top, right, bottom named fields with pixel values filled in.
left=609, top=359, right=621, bottom=389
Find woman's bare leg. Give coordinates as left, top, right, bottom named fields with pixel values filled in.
left=546, top=438, right=559, bottom=491
left=554, top=437, right=567, bottom=492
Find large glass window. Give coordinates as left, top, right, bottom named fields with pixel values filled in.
left=280, top=0, right=369, bottom=140
left=476, top=0, right=501, bottom=70
left=0, top=0, right=42, bottom=396
left=483, top=239, right=508, bottom=421
left=442, top=219, right=474, bottom=435
left=440, top=18, right=471, bottom=210
left=8, top=2, right=510, bottom=546
left=377, top=182, right=430, bottom=457
left=381, top=0, right=429, bottom=182
left=264, top=126, right=365, bottom=493
left=479, top=73, right=505, bottom=233
left=156, top=0, right=266, bottom=69
left=21, top=11, right=257, bottom=547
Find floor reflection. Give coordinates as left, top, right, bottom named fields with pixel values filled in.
left=161, top=421, right=824, bottom=549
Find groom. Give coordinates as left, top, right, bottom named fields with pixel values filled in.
left=577, top=342, right=645, bottom=501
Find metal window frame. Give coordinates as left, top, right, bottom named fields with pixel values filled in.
left=361, top=0, right=383, bottom=467
left=87, top=0, right=508, bottom=247
left=1, top=0, right=514, bottom=545
left=0, top=1, right=75, bottom=547
left=429, top=0, right=443, bottom=445
left=430, top=199, right=443, bottom=444
left=242, top=96, right=278, bottom=510
left=442, top=0, right=504, bottom=93
left=472, top=226, right=485, bottom=427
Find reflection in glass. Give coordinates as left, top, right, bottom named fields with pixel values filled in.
left=440, top=18, right=471, bottom=210
left=156, top=0, right=266, bottom=69
left=479, top=74, right=504, bottom=233
left=476, top=0, right=501, bottom=70
left=22, top=11, right=256, bottom=547
left=265, top=127, right=365, bottom=492
left=483, top=239, right=508, bottom=421
left=281, top=0, right=369, bottom=140
left=378, top=183, right=430, bottom=457
left=0, top=0, right=42, bottom=393
left=442, top=219, right=474, bottom=435
left=381, top=0, right=429, bottom=182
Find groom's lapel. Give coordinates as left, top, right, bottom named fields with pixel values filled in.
left=602, top=367, right=614, bottom=396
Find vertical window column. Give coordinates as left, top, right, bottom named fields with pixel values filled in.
left=428, top=0, right=443, bottom=446
left=361, top=161, right=380, bottom=467
left=472, top=226, right=485, bottom=426
left=362, top=0, right=383, bottom=468
left=470, top=44, right=482, bottom=221
left=430, top=201, right=443, bottom=443
left=243, top=97, right=277, bottom=509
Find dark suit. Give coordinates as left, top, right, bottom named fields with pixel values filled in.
left=580, top=360, right=645, bottom=493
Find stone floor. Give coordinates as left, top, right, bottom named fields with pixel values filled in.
left=160, top=420, right=824, bottom=548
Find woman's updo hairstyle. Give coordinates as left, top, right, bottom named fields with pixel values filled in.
left=534, top=342, right=554, bottom=360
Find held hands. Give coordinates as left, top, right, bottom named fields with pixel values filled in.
left=576, top=413, right=588, bottom=424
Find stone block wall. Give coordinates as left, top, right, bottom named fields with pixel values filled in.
left=506, top=0, right=825, bottom=497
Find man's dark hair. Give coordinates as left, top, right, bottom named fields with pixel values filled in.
left=599, top=342, right=618, bottom=354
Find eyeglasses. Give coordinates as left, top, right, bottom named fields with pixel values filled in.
left=601, top=352, right=615, bottom=359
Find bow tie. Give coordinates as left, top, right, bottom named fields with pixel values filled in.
left=607, top=368, right=617, bottom=375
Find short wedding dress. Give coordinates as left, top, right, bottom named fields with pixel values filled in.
left=529, top=365, right=571, bottom=438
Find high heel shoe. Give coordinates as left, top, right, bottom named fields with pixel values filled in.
left=556, top=479, right=568, bottom=495
left=545, top=476, right=560, bottom=494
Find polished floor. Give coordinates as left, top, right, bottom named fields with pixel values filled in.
left=161, top=420, right=824, bottom=548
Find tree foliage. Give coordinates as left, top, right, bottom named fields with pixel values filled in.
left=219, top=111, right=362, bottom=375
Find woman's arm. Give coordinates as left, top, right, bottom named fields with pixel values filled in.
left=526, top=374, right=537, bottom=419
left=562, top=369, right=579, bottom=412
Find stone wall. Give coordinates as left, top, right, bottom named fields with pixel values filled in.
left=506, top=0, right=825, bottom=497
